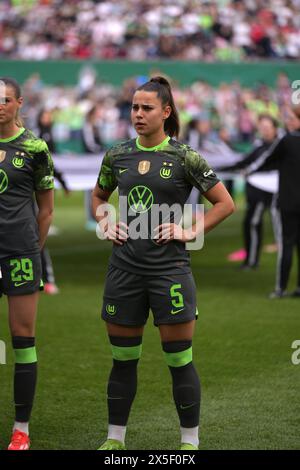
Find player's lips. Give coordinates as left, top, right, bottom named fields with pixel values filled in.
left=135, top=122, right=146, bottom=127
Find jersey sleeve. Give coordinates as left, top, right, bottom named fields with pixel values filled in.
left=184, top=147, right=219, bottom=193
left=97, top=149, right=117, bottom=192
left=33, top=140, right=54, bottom=191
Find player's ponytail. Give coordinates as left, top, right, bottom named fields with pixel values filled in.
left=136, top=76, right=180, bottom=138
left=0, top=77, right=24, bottom=128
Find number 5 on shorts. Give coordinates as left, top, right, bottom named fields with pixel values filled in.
left=10, top=258, right=34, bottom=282
left=170, top=283, right=184, bottom=308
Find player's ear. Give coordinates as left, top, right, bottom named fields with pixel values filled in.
left=163, top=105, right=171, bottom=120
left=17, top=96, right=23, bottom=108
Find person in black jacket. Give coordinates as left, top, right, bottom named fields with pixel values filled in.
left=37, top=109, right=70, bottom=293
left=218, top=115, right=282, bottom=269
left=245, top=106, right=300, bottom=298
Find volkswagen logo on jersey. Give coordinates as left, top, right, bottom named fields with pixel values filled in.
left=0, top=169, right=8, bottom=194
left=128, top=185, right=154, bottom=213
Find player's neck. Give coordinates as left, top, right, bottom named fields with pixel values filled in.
left=137, top=132, right=168, bottom=149
left=0, top=122, right=21, bottom=140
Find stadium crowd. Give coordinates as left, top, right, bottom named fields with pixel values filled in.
left=20, top=70, right=293, bottom=155
left=0, top=0, right=300, bottom=61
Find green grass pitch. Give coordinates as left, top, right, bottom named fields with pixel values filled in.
left=0, top=190, right=299, bottom=450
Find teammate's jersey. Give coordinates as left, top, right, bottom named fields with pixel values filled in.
left=0, top=127, right=54, bottom=258
left=97, top=136, right=219, bottom=275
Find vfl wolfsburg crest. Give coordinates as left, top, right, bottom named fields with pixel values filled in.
left=106, top=304, right=117, bottom=316
left=160, top=162, right=173, bottom=179
left=0, top=151, right=6, bottom=163
left=0, top=169, right=8, bottom=194
left=128, top=185, right=154, bottom=213
left=12, top=156, right=25, bottom=168
left=138, top=160, right=151, bottom=175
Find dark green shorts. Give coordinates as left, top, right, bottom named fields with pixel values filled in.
left=101, top=265, right=198, bottom=327
left=0, top=253, right=43, bottom=297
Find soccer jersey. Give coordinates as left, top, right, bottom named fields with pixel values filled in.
left=97, top=136, right=219, bottom=275
left=0, top=128, right=54, bottom=258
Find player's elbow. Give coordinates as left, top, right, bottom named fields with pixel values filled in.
left=224, top=197, right=235, bottom=217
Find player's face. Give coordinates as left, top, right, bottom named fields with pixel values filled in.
left=258, top=118, right=276, bottom=142
left=131, top=90, right=171, bottom=137
left=0, top=85, right=23, bottom=126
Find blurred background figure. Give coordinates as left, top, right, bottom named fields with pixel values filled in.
left=37, top=109, right=71, bottom=294
left=218, top=115, right=282, bottom=269
left=82, top=105, right=103, bottom=230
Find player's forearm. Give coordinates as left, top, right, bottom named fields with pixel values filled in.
left=37, top=209, right=53, bottom=249
left=92, top=195, right=109, bottom=223
left=203, top=200, right=235, bottom=235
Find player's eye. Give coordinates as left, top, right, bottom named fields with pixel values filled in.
left=132, top=104, right=139, bottom=110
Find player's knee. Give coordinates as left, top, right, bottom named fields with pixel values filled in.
left=108, top=335, right=142, bottom=395
left=109, top=335, right=142, bottom=362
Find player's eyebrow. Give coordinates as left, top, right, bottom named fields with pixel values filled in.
left=132, top=103, right=155, bottom=108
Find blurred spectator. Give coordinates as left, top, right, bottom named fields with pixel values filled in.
left=18, top=69, right=293, bottom=157
left=82, top=105, right=103, bottom=154
left=0, top=0, right=299, bottom=61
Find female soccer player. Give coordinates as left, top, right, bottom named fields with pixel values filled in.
left=0, top=77, right=54, bottom=450
left=92, top=76, right=235, bottom=450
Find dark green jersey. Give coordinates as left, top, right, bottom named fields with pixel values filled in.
left=97, top=136, right=219, bottom=275
left=0, top=128, right=54, bottom=258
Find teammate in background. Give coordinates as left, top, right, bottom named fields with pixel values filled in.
left=0, top=77, right=54, bottom=450
left=92, top=76, right=234, bottom=450
left=244, top=106, right=300, bottom=298
left=217, top=115, right=282, bottom=269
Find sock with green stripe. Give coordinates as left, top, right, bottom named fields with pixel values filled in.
left=12, top=336, right=37, bottom=425
left=163, top=340, right=200, bottom=446
left=107, top=336, right=142, bottom=430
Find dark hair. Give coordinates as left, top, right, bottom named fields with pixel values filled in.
left=136, top=76, right=180, bottom=138
left=0, top=76, right=23, bottom=127
left=258, top=113, right=278, bottom=128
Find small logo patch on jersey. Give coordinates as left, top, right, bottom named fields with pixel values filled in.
left=0, top=151, right=6, bottom=163
left=0, top=169, right=8, bottom=193
left=12, top=157, right=25, bottom=168
left=160, top=167, right=172, bottom=179
left=119, top=168, right=128, bottom=174
left=203, top=169, right=214, bottom=178
left=138, top=160, right=151, bottom=175
left=106, top=304, right=117, bottom=316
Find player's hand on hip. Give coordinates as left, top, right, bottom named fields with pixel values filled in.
left=154, top=223, right=195, bottom=244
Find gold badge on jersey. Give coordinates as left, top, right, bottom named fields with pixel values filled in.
left=0, top=151, right=6, bottom=163
left=138, top=160, right=151, bottom=175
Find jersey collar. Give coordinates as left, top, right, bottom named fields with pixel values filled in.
left=136, top=135, right=170, bottom=152
left=0, top=127, right=25, bottom=143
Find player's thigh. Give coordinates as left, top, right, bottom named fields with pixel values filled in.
left=158, top=320, right=196, bottom=342
left=101, top=265, right=149, bottom=327
left=8, top=292, right=39, bottom=337
left=106, top=323, right=144, bottom=337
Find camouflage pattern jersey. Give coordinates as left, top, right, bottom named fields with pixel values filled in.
left=0, top=128, right=54, bottom=258
left=97, top=136, right=219, bottom=275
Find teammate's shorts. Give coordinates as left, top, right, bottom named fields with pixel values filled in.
left=101, top=265, right=198, bottom=327
left=0, top=253, right=43, bottom=297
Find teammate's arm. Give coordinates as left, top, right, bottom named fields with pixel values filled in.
left=35, top=189, right=54, bottom=249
